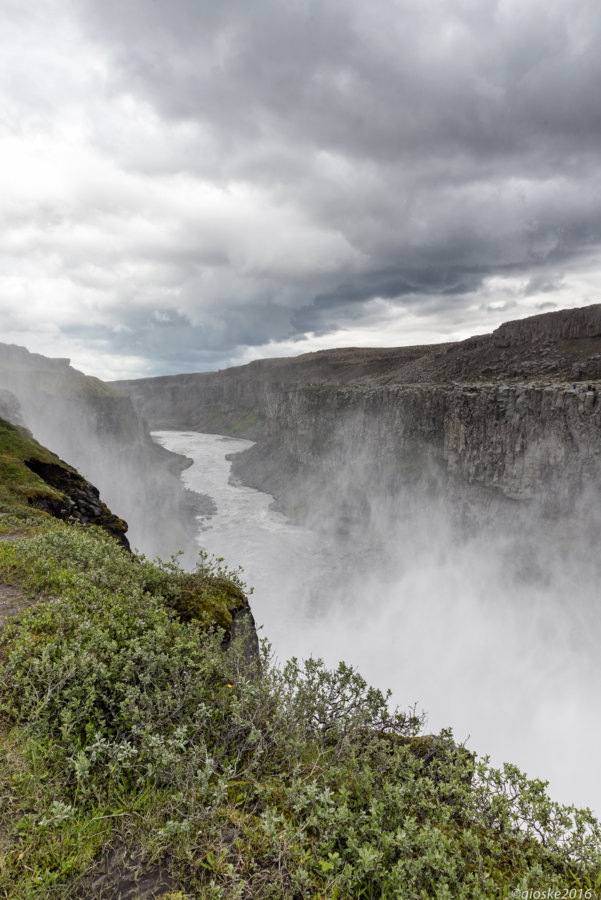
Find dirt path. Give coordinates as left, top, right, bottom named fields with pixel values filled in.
left=0, top=582, right=33, bottom=629
left=0, top=527, right=33, bottom=628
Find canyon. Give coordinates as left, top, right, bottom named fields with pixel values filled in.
left=114, top=304, right=601, bottom=530
left=3, top=303, right=600, bottom=560
left=111, top=304, right=601, bottom=813
left=1, top=303, right=601, bottom=822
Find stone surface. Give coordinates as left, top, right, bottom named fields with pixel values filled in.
left=23, top=457, right=131, bottom=548
left=71, top=844, right=176, bottom=900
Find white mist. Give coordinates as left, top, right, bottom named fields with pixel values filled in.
left=153, top=430, right=601, bottom=816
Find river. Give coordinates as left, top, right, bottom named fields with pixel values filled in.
left=153, top=429, right=600, bottom=815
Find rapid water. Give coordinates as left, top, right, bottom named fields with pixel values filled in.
left=152, top=431, right=334, bottom=644
left=153, top=430, right=601, bottom=815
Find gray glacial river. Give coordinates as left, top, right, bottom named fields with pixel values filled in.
left=152, top=430, right=334, bottom=654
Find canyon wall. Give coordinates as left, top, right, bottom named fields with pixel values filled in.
left=0, top=343, right=203, bottom=559
left=114, top=305, right=601, bottom=525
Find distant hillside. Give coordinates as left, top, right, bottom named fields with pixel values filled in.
left=115, top=304, right=601, bottom=424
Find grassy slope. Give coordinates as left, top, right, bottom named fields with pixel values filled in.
left=0, top=417, right=130, bottom=548
left=0, top=418, right=73, bottom=527
left=0, top=429, right=599, bottom=898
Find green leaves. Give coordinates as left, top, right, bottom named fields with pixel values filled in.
left=0, top=523, right=600, bottom=897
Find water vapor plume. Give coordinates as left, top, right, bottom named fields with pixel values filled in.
left=168, top=419, right=601, bottom=815
left=0, top=344, right=203, bottom=562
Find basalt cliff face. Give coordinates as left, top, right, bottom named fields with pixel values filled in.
left=114, top=305, right=601, bottom=528
left=0, top=344, right=205, bottom=559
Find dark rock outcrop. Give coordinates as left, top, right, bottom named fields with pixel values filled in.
left=0, top=414, right=131, bottom=548
left=226, top=604, right=261, bottom=668
left=24, top=458, right=130, bottom=548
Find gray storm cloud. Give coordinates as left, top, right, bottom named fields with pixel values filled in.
left=1, top=0, right=601, bottom=375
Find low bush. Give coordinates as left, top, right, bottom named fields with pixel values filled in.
left=0, top=523, right=599, bottom=898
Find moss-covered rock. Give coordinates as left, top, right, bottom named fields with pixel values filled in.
left=0, top=417, right=129, bottom=547
left=143, top=569, right=248, bottom=635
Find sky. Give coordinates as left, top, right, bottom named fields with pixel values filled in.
left=1, top=0, right=601, bottom=380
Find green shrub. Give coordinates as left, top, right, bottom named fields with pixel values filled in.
left=0, top=524, right=599, bottom=898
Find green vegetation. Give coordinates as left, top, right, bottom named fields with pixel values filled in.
left=0, top=417, right=128, bottom=545
left=0, top=440, right=600, bottom=896
left=0, top=419, right=73, bottom=528
left=223, top=410, right=264, bottom=436
left=193, top=408, right=265, bottom=437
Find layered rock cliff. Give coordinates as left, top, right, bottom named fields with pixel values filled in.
left=114, top=304, right=601, bottom=524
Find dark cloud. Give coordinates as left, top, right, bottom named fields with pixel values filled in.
left=75, top=0, right=601, bottom=174
left=525, top=273, right=565, bottom=296
left=63, top=292, right=303, bottom=374
left=2, top=0, right=601, bottom=375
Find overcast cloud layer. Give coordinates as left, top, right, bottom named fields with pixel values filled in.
left=1, top=0, right=601, bottom=378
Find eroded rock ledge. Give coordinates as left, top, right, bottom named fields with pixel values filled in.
left=24, top=457, right=130, bottom=549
